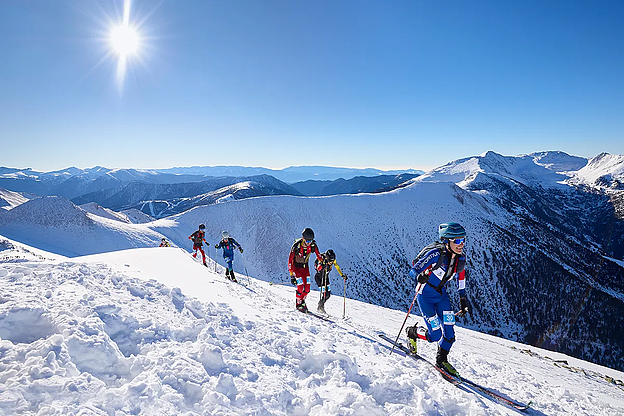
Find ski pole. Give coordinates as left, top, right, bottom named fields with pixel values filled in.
left=214, top=247, right=218, bottom=272
left=342, top=277, right=347, bottom=319
left=241, top=252, right=251, bottom=286
left=390, top=285, right=420, bottom=355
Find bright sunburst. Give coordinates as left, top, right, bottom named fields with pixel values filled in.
left=110, top=24, right=139, bottom=57
left=105, top=0, right=147, bottom=91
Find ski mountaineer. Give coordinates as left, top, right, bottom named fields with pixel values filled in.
left=159, top=238, right=171, bottom=247
left=288, top=228, right=322, bottom=313
left=314, top=249, right=347, bottom=314
left=405, top=222, right=472, bottom=378
left=215, top=231, right=243, bottom=283
left=188, top=224, right=210, bottom=267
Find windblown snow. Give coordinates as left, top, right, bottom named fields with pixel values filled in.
left=1, top=242, right=623, bottom=415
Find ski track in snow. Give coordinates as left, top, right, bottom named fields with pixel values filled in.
left=0, top=246, right=623, bottom=415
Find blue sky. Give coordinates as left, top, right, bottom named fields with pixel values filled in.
left=1, top=0, right=623, bottom=172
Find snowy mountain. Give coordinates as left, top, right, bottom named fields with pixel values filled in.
left=1, top=243, right=623, bottom=414
left=0, top=188, right=37, bottom=210
left=0, top=196, right=168, bottom=256
left=291, top=173, right=419, bottom=196
left=567, top=152, right=624, bottom=190
left=0, top=166, right=422, bottom=201
left=72, top=175, right=303, bottom=218
left=0, top=167, right=211, bottom=198
left=157, top=165, right=424, bottom=183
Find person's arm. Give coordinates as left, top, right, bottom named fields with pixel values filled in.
left=333, top=260, right=346, bottom=279
left=288, top=248, right=295, bottom=275
left=313, top=244, right=322, bottom=261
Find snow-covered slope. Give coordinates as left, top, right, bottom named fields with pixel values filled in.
left=415, top=150, right=587, bottom=189
left=120, top=208, right=155, bottom=224
left=567, top=152, right=624, bottom=189
left=0, top=196, right=168, bottom=256
left=79, top=202, right=132, bottom=223
left=0, top=188, right=36, bottom=210
left=1, top=245, right=622, bottom=415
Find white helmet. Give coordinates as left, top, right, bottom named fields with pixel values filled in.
left=222, top=231, right=229, bottom=239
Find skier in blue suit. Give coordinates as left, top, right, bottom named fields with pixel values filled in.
left=405, top=222, right=472, bottom=377
left=215, top=231, right=243, bottom=282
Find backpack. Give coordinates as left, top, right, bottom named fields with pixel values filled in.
left=291, top=238, right=317, bottom=267
left=411, top=241, right=447, bottom=284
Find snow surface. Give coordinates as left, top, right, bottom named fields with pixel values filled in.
left=568, top=153, right=624, bottom=189
left=0, top=189, right=34, bottom=211
left=415, top=151, right=587, bottom=189
left=80, top=203, right=132, bottom=224
left=1, top=242, right=623, bottom=415
left=0, top=197, right=169, bottom=257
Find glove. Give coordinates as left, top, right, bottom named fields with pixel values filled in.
left=239, top=248, right=244, bottom=253
left=460, top=297, right=471, bottom=315
left=290, top=275, right=297, bottom=286
left=342, top=274, right=347, bottom=281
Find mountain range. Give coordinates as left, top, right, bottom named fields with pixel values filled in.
left=1, top=150, right=623, bottom=372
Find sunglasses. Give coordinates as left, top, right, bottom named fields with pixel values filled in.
left=450, top=238, right=465, bottom=245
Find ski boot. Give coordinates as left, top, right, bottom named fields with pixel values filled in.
left=229, top=270, right=238, bottom=283
left=405, top=326, right=419, bottom=354
left=317, top=299, right=327, bottom=315
left=436, top=346, right=460, bottom=378
left=296, top=300, right=308, bottom=313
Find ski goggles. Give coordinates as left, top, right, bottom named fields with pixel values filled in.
left=450, top=237, right=466, bottom=245
left=304, top=239, right=313, bottom=243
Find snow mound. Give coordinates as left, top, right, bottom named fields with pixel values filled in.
left=0, top=197, right=167, bottom=257
left=0, top=196, right=92, bottom=227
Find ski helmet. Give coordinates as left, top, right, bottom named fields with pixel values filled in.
left=438, top=222, right=466, bottom=240
left=325, top=249, right=336, bottom=262
left=302, top=228, right=315, bottom=241
left=199, top=224, right=205, bottom=230
left=162, top=237, right=166, bottom=241
left=222, top=231, right=229, bottom=239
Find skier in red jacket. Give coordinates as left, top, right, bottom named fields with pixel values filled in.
left=288, top=228, right=322, bottom=313
left=189, top=224, right=210, bottom=267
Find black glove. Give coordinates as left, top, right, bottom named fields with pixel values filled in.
left=342, top=274, right=348, bottom=281
left=460, top=297, right=471, bottom=315
left=239, top=248, right=244, bottom=253
left=291, top=275, right=297, bottom=286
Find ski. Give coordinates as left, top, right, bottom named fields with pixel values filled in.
left=378, top=333, right=461, bottom=385
left=378, top=333, right=530, bottom=411
left=296, top=309, right=333, bottom=322
left=458, top=376, right=532, bottom=411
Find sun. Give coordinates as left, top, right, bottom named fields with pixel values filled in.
left=110, top=24, right=139, bottom=57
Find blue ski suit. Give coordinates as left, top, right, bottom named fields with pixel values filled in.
left=215, top=237, right=242, bottom=271
left=408, top=243, right=466, bottom=352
